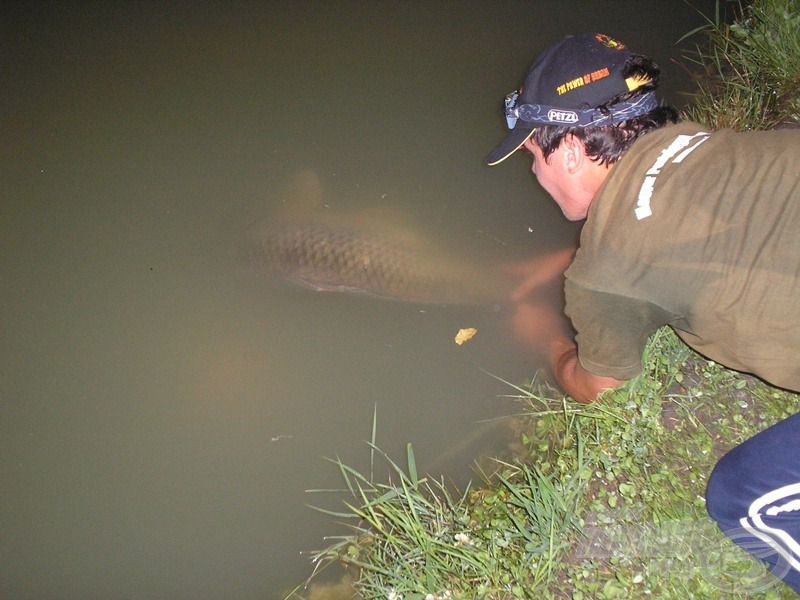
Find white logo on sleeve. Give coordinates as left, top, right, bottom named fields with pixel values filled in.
left=635, top=132, right=710, bottom=220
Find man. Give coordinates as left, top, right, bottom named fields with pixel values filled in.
left=486, top=33, right=800, bottom=593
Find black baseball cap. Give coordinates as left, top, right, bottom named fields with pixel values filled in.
left=486, top=33, right=657, bottom=166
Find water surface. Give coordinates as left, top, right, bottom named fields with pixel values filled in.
left=1, top=2, right=716, bottom=597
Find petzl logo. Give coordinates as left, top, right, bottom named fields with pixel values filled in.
left=548, top=109, right=578, bottom=123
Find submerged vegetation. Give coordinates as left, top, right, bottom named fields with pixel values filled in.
left=288, top=1, right=800, bottom=598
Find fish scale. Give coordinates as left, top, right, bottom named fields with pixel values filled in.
left=238, top=219, right=512, bottom=305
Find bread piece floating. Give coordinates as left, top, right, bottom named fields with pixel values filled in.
left=454, top=327, right=477, bottom=345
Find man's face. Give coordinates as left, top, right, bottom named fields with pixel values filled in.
left=522, top=136, right=588, bottom=221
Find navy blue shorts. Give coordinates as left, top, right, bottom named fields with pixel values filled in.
left=706, top=411, right=800, bottom=594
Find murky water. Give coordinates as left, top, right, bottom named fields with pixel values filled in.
left=2, top=2, right=716, bottom=597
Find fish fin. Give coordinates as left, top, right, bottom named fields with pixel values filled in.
left=289, top=273, right=398, bottom=300
left=289, top=273, right=367, bottom=294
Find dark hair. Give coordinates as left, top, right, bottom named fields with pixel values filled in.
left=531, top=55, right=680, bottom=166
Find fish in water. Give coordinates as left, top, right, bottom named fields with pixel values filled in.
left=234, top=172, right=514, bottom=306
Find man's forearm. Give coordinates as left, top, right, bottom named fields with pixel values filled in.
left=550, top=339, right=624, bottom=404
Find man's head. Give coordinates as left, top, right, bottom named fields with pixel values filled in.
left=486, top=33, right=678, bottom=168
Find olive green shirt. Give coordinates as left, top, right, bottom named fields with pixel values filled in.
left=565, top=121, right=800, bottom=390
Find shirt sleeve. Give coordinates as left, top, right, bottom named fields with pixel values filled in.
left=564, top=281, right=673, bottom=380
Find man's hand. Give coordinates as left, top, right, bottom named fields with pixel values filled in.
left=509, top=299, right=624, bottom=404
left=550, top=338, right=625, bottom=404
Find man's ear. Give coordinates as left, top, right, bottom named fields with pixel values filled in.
left=561, top=133, right=587, bottom=174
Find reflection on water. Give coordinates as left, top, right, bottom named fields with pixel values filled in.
left=2, top=2, right=715, bottom=597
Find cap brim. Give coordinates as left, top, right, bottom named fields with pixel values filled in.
left=485, top=126, right=534, bottom=166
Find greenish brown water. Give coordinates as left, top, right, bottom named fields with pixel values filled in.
left=1, top=2, right=717, bottom=597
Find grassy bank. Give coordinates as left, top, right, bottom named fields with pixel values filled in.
left=288, top=1, right=800, bottom=598
left=293, top=330, right=798, bottom=599
left=681, top=0, right=799, bottom=130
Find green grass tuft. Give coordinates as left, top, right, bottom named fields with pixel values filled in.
left=680, top=0, right=800, bottom=131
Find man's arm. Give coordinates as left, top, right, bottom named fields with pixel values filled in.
left=509, top=301, right=626, bottom=404
left=549, top=337, right=625, bottom=404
